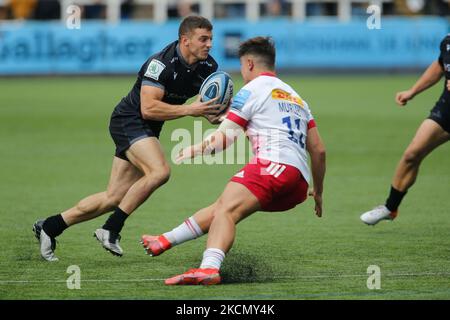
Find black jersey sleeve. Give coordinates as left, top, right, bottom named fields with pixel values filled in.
left=142, top=58, right=171, bottom=90
left=438, top=35, right=449, bottom=68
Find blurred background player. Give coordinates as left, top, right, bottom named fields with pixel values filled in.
left=360, top=34, right=450, bottom=225
left=33, top=15, right=222, bottom=261
left=141, top=37, right=326, bottom=285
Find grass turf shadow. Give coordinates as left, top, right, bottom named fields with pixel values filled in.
left=220, top=250, right=276, bottom=284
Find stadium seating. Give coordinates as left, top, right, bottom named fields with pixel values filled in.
left=0, top=0, right=448, bottom=22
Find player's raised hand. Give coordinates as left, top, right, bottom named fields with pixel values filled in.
left=308, top=189, right=322, bottom=217
left=447, top=80, right=450, bottom=91
left=188, top=96, right=222, bottom=117
left=395, top=90, right=415, bottom=106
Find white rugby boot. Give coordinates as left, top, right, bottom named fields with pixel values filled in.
left=94, top=228, right=123, bottom=257
left=33, top=220, right=59, bottom=262
left=360, top=205, right=398, bottom=226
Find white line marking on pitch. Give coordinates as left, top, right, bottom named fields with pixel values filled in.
left=1, top=272, right=449, bottom=284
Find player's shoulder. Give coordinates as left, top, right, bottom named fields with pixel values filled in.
left=144, top=41, right=178, bottom=70
left=245, top=75, right=276, bottom=92
left=231, top=76, right=273, bottom=111
left=276, top=79, right=311, bottom=110
left=151, top=41, right=178, bottom=64
left=234, top=75, right=279, bottom=104
left=440, top=34, right=450, bottom=46
left=140, top=41, right=177, bottom=80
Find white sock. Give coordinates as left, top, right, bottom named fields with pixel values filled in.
left=200, top=248, right=225, bottom=270
left=163, top=217, right=204, bottom=246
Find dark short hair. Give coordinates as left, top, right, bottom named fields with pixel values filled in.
left=178, top=16, right=213, bottom=39
left=238, top=37, right=276, bottom=69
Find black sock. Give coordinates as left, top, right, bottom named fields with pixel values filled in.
left=102, top=207, right=129, bottom=234
left=385, top=186, right=407, bottom=212
left=42, top=214, right=68, bottom=238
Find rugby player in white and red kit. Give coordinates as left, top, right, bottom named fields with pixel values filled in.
left=141, top=37, right=327, bottom=285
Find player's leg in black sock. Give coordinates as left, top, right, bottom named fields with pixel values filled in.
left=102, top=207, right=129, bottom=234
left=42, top=214, right=68, bottom=238
left=385, top=186, right=407, bottom=212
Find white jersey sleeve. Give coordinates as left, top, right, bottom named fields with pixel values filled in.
left=226, top=74, right=316, bottom=183
left=227, top=86, right=258, bottom=127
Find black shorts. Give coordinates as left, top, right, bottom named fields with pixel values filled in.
left=428, top=95, right=450, bottom=133
left=109, top=108, right=162, bottom=161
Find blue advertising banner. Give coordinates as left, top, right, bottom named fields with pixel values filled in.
left=0, top=18, right=447, bottom=75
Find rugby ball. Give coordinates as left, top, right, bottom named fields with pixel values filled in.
left=199, top=71, right=234, bottom=109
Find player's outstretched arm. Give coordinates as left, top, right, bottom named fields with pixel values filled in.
left=140, top=86, right=222, bottom=121
left=176, top=119, right=243, bottom=163
left=395, top=60, right=444, bottom=106
left=306, top=127, right=326, bottom=217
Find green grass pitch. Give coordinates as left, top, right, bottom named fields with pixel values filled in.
left=0, top=74, right=449, bottom=300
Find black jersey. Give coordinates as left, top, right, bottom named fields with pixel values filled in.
left=428, top=34, right=450, bottom=133
left=438, top=34, right=450, bottom=99
left=113, top=40, right=218, bottom=134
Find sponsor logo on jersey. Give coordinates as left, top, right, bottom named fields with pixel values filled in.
left=200, top=60, right=213, bottom=67
left=231, top=89, right=251, bottom=110
left=271, top=89, right=304, bottom=107
left=447, top=44, right=450, bottom=52
left=145, top=59, right=166, bottom=81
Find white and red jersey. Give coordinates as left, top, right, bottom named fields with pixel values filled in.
left=226, top=72, right=316, bottom=183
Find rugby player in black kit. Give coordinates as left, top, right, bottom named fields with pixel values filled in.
left=33, top=16, right=221, bottom=261
left=361, top=34, right=450, bottom=225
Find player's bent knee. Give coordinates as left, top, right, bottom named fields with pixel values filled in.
left=403, top=149, right=423, bottom=165
left=212, top=204, right=242, bottom=224
left=105, top=195, right=122, bottom=208
left=209, top=201, right=219, bottom=219
left=147, top=166, right=171, bottom=187
left=212, top=207, right=234, bottom=220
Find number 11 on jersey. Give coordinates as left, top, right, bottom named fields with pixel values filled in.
left=282, top=116, right=305, bottom=149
